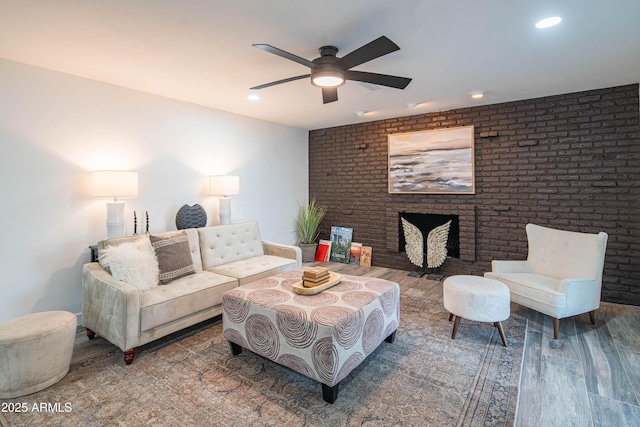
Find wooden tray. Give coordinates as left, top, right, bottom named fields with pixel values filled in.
left=292, top=273, right=342, bottom=295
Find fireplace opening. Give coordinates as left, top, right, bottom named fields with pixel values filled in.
left=398, top=213, right=460, bottom=259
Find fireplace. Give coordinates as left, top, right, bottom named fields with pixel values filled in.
left=386, top=204, right=476, bottom=263
left=398, top=213, right=460, bottom=259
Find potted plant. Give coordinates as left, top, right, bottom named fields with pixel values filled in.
left=296, top=196, right=328, bottom=262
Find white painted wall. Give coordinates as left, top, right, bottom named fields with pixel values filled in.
left=0, top=58, right=308, bottom=323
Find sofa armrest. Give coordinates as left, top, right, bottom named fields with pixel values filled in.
left=262, top=240, right=302, bottom=267
left=491, top=260, right=533, bottom=273
left=82, top=263, right=141, bottom=352
left=560, top=277, right=601, bottom=316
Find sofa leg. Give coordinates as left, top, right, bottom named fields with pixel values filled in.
left=553, top=318, right=559, bottom=340
left=124, top=348, right=136, bottom=365
left=589, top=310, right=596, bottom=325
left=86, top=328, right=96, bottom=340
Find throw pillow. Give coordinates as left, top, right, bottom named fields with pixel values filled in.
left=101, top=238, right=159, bottom=291
left=150, top=231, right=195, bottom=284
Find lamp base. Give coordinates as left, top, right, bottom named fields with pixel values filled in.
left=218, top=198, right=231, bottom=225
left=106, top=202, right=126, bottom=238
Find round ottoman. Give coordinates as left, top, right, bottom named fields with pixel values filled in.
left=0, top=311, right=76, bottom=398
left=443, top=275, right=510, bottom=346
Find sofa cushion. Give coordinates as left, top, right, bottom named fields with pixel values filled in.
left=101, top=238, right=159, bottom=291
left=139, top=271, right=238, bottom=332
left=98, top=229, right=203, bottom=273
left=484, top=272, right=566, bottom=312
left=199, top=222, right=264, bottom=269
left=150, top=231, right=195, bottom=284
left=207, top=255, right=298, bottom=286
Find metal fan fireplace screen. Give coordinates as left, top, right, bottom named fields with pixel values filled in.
left=401, top=218, right=451, bottom=279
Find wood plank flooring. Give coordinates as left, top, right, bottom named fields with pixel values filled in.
left=322, top=263, right=640, bottom=427
left=70, top=263, right=640, bottom=426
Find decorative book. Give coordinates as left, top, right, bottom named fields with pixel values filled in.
left=329, top=226, right=353, bottom=264
left=349, top=242, right=362, bottom=265
left=292, top=273, right=342, bottom=295
left=314, top=239, right=332, bottom=262
left=360, top=246, right=372, bottom=267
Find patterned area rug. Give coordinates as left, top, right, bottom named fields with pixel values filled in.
left=1, top=293, right=525, bottom=426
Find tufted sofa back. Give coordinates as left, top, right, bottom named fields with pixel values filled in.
left=198, top=221, right=265, bottom=269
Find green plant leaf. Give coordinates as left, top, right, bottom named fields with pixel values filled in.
left=296, top=196, right=327, bottom=244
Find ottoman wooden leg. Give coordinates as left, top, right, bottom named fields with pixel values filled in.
left=322, top=383, right=339, bottom=404
left=451, top=315, right=461, bottom=339
left=495, top=322, right=507, bottom=347
left=229, top=341, right=243, bottom=355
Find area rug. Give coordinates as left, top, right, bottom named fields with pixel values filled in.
left=1, top=293, right=525, bottom=427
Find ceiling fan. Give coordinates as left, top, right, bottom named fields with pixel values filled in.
left=250, top=36, right=412, bottom=104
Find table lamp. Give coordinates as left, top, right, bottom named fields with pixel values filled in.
left=209, top=175, right=239, bottom=225
left=92, top=170, right=138, bottom=237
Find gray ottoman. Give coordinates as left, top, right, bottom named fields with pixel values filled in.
left=0, top=311, right=76, bottom=398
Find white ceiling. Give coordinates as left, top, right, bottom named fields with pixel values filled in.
left=0, top=0, right=638, bottom=130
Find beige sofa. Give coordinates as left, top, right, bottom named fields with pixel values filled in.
left=82, top=221, right=301, bottom=364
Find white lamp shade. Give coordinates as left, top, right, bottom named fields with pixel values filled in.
left=209, top=175, right=240, bottom=196
left=92, top=171, right=138, bottom=199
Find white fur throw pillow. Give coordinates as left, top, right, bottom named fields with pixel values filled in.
left=101, top=238, right=159, bottom=291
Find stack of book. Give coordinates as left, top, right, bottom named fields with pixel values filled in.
left=302, top=266, right=331, bottom=288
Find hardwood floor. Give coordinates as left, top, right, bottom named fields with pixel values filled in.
left=314, top=262, right=640, bottom=427
left=71, top=262, right=640, bottom=426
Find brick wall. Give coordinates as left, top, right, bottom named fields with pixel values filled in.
left=309, top=84, right=640, bottom=305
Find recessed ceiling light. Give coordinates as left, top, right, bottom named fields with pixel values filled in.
left=247, top=94, right=260, bottom=101
left=469, top=91, right=484, bottom=99
left=535, top=16, right=562, bottom=29
left=405, top=102, right=419, bottom=108
left=355, top=110, right=368, bottom=117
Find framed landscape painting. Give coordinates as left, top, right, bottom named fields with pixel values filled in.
left=388, top=125, right=475, bottom=194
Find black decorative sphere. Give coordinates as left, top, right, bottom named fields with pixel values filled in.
left=175, top=204, right=207, bottom=229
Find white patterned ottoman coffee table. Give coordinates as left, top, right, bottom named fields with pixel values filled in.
left=222, top=269, right=400, bottom=403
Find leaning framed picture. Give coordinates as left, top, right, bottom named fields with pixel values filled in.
left=388, top=125, right=475, bottom=194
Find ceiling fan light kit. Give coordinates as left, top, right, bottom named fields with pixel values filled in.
left=250, top=36, right=412, bottom=104
left=311, top=70, right=345, bottom=88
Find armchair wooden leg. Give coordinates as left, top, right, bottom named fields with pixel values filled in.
left=589, top=310, right=596, bottom=325
left=448, top=313, right=453, bottom=322
left=553, top=318, right=559, bottom=340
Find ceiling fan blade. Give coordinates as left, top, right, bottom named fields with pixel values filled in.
left=250, top=74, right=310, bottom=90
left=252, top=44, right=316, bottom=69
left=345, top=70, right=412, bottom=89
left=335, top=36, right=400, bottom=70
left=322, top=87, right=338, bottom=104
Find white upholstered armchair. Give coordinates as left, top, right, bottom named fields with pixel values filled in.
left=484, top=223, right=608, bottom=339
